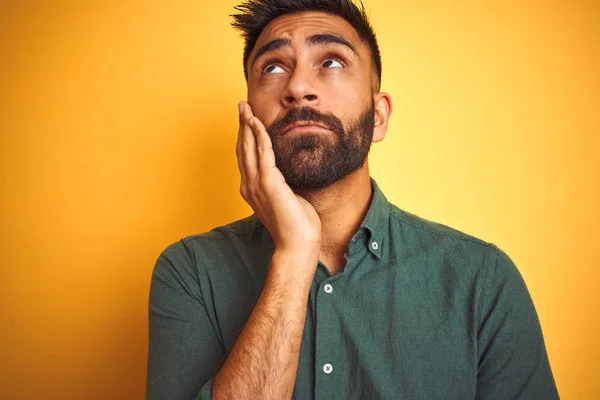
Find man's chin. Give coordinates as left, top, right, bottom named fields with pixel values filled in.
left=281, top=168, right=344, bottom=192
left=286, top=179, right=331, bottom=193
left=276, top=150, right=328, bottom=170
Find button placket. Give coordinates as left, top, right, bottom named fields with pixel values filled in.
left=315, top=278, right=339, bottom=394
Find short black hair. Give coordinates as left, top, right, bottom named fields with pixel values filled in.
left=231, top=0, right=382, bottom=90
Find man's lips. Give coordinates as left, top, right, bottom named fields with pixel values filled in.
left=283, top=121, right=331, bottom=135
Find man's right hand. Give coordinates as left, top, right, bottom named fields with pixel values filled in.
left=209, top=102, right=321, bottom=400
left=236, top=101, right=321, bottom=263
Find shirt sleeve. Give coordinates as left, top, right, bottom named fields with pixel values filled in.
left=146, top=240, right=224, bottom=400
left=476, top=244, right=559, bottom=399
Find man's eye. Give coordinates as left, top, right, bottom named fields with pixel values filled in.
left=263, top=64, right=285, bottom=75
left=322, top=57, right=344, bottom=69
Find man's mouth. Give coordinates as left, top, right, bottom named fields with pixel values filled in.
left=283, top=121, right=331, bottom=135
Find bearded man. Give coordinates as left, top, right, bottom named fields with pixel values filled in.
left=146, top=1, right=559, bottom=399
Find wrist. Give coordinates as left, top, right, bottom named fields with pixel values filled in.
left=269, top=249, right=318, bottom=284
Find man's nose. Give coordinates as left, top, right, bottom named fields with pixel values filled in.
left=281, top=66, right=321, bottom=108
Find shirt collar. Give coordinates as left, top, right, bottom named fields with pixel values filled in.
left=350, top=177, right=390, bottom=260
left=256, top=177, right=391, bottom=260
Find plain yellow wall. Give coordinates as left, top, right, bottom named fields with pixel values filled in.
left=1, top=0, right=598, bottom=398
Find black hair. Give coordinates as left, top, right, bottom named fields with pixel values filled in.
left=231, top=0, right=382, bottom=89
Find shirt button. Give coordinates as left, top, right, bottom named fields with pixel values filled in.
left=323, top=363, right=333, bottom=374
left=324, top=284, right=333, bottom=294
left=371, top=241, right=379, bottom=250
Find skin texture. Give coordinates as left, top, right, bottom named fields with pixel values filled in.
left=211, top=11, right=392, bottom=399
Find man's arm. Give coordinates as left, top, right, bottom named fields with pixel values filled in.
left=147, top=102, right=320, bottom=399
left=209, top=103, right=322, bottom=399
left=476, top=245, right=559, bottom=399
left=146, top=244, right=316, bottom=400
left=212, top=102, right=321, bottom=400
left=211, top=251, right=314, bottom=399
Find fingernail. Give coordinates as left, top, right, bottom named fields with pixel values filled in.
left=248, top=117, right=255, bottom=127
left=238, top=102, right=243, bottom=114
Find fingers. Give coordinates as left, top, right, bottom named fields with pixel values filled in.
left=237, top=101, right=258, bottom=182
left=237, top=101, right=279, bottom=205
left=247, top=116, right=277, bottom=174
left=235, top=103, right=247, bottom=184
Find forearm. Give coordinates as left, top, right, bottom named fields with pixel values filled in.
left=211, top=251, right=315, bottom=400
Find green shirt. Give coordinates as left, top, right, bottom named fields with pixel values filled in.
left=146, top=178, right=558, bottom=399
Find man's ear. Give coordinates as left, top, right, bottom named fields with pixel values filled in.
left=372, top=92, right=393, bottom=143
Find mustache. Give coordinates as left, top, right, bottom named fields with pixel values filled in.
left=267, top=107, right=345, bottom=137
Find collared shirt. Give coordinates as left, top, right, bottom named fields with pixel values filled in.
left=146, top=178, right=558, bottom=399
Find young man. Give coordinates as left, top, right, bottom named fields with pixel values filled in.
left=146, top=1, right=559, bottom=399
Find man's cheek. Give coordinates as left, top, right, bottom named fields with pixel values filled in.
left=266, top=109, right=284, bottom=128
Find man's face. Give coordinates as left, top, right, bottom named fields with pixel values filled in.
left=246, top=11, right=377, bottom=191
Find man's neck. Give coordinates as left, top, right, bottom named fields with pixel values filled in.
left=296, top=167, right=373, bottom=258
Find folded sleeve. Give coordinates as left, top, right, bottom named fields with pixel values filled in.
left=476, top=244, right=559, bottom=399
left=146, top=240, right=224, bottom=400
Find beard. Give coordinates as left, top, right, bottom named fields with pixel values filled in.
left=267, top=100, right=375, bottom=192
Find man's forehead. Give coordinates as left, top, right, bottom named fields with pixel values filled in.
left=251, top=11, right=361, bottom=54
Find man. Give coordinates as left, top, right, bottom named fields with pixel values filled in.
left=146, top=1, right=559, bottom=399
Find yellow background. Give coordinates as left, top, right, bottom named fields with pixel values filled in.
left=1, top=0, right=598, bottom=398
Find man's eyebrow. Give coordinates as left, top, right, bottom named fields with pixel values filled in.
left=250, top=33, right=359, bottom=68
left=251, top=37, right=292, bottom=67
left=306, top=33, right=358, bottom=57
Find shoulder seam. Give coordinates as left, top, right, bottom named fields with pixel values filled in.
left=478, top=243, right=497, bottom=329
left=183, top=221, right=265, bottom=242
left=389, top=210, right=491, bottom=248
left=178, top=238, right=203, bottom=292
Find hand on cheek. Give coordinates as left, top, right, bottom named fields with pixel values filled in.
left=235, top=101, right=323, bottom=265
